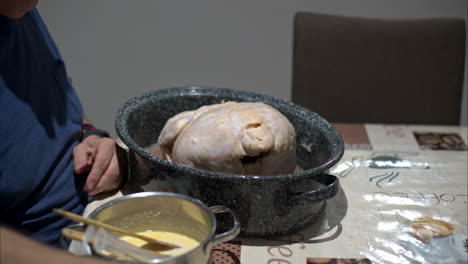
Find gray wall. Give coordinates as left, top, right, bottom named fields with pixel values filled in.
left=37, top=0, right=467, bottom=135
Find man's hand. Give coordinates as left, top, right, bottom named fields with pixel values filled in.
left=73, top=135, right=127, bottom=196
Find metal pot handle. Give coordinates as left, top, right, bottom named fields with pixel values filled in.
left=293, top=174, right=340, bottom=202
left=204, top=205, right=241, bottom=254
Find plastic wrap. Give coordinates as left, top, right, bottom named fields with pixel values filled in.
left=82, top=226, right=164, bottom=263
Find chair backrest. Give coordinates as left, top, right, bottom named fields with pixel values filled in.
left=292, top=12, right=466, bottom=125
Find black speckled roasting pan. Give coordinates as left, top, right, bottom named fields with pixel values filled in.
left=115, top=86, right=344, bottom=237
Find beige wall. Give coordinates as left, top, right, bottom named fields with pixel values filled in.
left=38, top=0, right=467, bottom=135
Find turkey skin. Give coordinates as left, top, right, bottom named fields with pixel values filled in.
left=157, top=102, right=296, bottom=175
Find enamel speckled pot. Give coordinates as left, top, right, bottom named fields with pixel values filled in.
left=115, top=87, right=344, bottom=237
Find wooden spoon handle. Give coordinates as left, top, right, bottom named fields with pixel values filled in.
left=61, top=227, right=87, bottom=243
left=53, top=208, right=179, bottom=248
left=61, top=227, right=167, bottom=258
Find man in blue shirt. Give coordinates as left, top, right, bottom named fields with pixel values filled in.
left=1, top=0, right=127, bottom=263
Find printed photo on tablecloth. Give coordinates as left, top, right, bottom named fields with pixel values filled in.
left=397, top=216, right=468, bottom=264
left=210, top=241, right=241, bottom=264
left=306, top=258, right=372, bottom=264
left=413, top=132, right=467, bottom=151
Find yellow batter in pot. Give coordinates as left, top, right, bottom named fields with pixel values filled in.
left=119, top=230, right=200, bottom=257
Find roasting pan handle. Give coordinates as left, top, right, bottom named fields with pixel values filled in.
left=293, top=174, right=340, bottom=203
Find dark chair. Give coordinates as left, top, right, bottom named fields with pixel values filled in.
left=292, top=12, right=466, bottom=125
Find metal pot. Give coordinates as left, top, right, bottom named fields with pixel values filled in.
left=115, top=86, right=344, bottom=237
left=83, top=192, right=240, bottom=264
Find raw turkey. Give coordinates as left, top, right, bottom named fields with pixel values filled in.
left=157, top=102, right=296, bottom=175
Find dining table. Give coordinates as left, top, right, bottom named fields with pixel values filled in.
left=69, top=123, right=468, bottom=264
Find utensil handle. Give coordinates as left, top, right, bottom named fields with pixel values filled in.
left=62, top=227, right=87, bottom=243
left=53, top=208, right=179, bottom=248
left=54, top=209, right=129, bottom=235
left=294, top=174, right=340, bottom=202
left=204, top=205, right=241, bottom=254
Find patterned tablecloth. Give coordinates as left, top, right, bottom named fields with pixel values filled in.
left=70, top=124, right=468, bottom=264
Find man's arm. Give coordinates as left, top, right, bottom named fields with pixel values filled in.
left=0, top=226, right=118, bottom=264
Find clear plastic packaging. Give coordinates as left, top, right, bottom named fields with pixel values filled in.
left=328, top=150, right=468, bottom=264
left=82, top=226, right=165, bottom=263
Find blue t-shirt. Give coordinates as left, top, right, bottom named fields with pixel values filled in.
left=0, top=9, right=88, bottom=245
